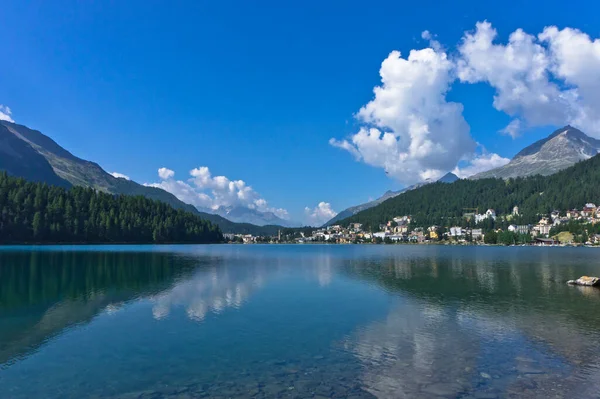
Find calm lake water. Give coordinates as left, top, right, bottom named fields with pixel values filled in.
left=1, top=245, right=600, bottom=399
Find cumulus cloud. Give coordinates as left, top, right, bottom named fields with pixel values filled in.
left=158, top=167, right=175, bottom=180
left=305, top=202, right=337, bottom=225
left=540, top=26, right=600, bottom=134
left=110, top=172, right=130, bottom=180
left=330, top=45, right=477, bottom=185
left=0, top=105, right=14, bottom=122
left=146, top=167, right=289, bottom=220
left=331, top=22, right=600, bottom=183
left=457, top=21, right=600, bottom=137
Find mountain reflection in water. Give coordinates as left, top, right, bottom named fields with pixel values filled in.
left=0, top=245, right=599, bottom=398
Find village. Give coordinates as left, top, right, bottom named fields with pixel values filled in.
left=225, top=203, right=600, bottom=246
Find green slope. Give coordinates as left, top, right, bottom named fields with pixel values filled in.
left=0, top=124, right=70, bottom=188
left=0, top=171, right=223, bottom=244
left=340, top=154, right=600, bottom=229
left=1, top=121, right=196, bottom=210
left=0, top=121, right=284, bottom=235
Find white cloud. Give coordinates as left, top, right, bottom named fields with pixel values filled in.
left=110, top=172, right=130, bottom=180
left=453, top=152, right=510, bottom=178
left=330, top=45, right=476, bottom=185
left=457, top=21, right=600, bottom=137
left=0, top=105, right=14, bottom=122
left=146, top=166, right=289, bottom=220
left=305, top=202, right=337, bottom=225
left=539, top=26, right=600, bottom=134
left=500, top=119, right=523, bottom=139
left=332, top=22, right=600, bottom=182
left=421, top=30, right=442, bottom=52
left=158, top=167, right=175, bottom=180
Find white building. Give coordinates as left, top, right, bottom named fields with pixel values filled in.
left=472, top=229, right=483, bottom=240
left=533, top=224, right=551, bottom=237
left=449, top=227, right=463, bottom=237
left=475, top=209, right=497, bottom=224
left=515, top=225, right=531, bottom=235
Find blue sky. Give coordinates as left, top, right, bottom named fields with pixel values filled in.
left=1, top=0, right=599, bottom=224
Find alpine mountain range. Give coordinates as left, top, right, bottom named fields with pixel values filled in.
left=1, top=120, right=598, bottom=231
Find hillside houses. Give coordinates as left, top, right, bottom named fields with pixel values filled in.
left=223, top=202, right=600, bottom=245
left=305, top=202, right=600, bottom=244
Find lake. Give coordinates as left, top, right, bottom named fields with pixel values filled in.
left=1, top=245, right=599, bottom=398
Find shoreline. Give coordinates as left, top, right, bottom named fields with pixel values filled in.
left=0, top=241, right=596, bottom=248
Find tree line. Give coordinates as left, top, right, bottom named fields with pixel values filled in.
left=340, top=154, right=600, bottom=231
left=0, top=172, right=223, bottom=244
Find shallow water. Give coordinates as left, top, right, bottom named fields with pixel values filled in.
left=1, top=245, right=600, bottom=398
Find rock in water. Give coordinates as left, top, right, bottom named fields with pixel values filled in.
left=567, top=276, right=600, bottom=287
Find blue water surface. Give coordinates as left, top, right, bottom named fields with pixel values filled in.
left=1, top=245, right=599, bottom=398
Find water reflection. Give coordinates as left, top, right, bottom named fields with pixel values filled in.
left=150, top=263, right=266, bottom=322
left=341, top=247, right=600, bottom=398
left=0, top=250, right=202, bottom=366
left=1, top=245, right=600, bottom=398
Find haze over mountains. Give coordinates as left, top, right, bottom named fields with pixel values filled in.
left=200, top=205, right=298, bottom=227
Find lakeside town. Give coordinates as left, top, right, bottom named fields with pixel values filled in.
left=225, top=202, right=600, bottom=246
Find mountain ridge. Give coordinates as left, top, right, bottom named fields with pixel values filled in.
left=0, top=124, right=71, bottom=188
left=471, top=126, right=600, bottom=179
left=324, top=172, right=459, bottom=226
left=0, top=120, right=286, bottom=234
left=337, top=151, right=600, bottom=229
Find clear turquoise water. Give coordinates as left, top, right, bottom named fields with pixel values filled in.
left=1, top=245, right=600, bottom=398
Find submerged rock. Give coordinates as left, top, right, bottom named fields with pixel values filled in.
left=567, top=276, right=600, bottom=287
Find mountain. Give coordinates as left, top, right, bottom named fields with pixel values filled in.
left=437, top=172, right=460, bottom=183
left=472, top=126, right=600, bottom=179
left=0, top=124, right=71, bottom=188
left=0, top=120, right=286, bottom=235
left=0, top=121, right=200, bottom=212
left=324, top=172, right=459, bottom=226
left=338, top=152, right=600, bottom=229
left=209, top=205, right=297, bottom=227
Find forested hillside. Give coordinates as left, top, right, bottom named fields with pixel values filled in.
left=341, top=155, right=600, bottom=229
left=0, top=121, right=290, bottom=235
left=0, top=172, right=223, bottom=244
